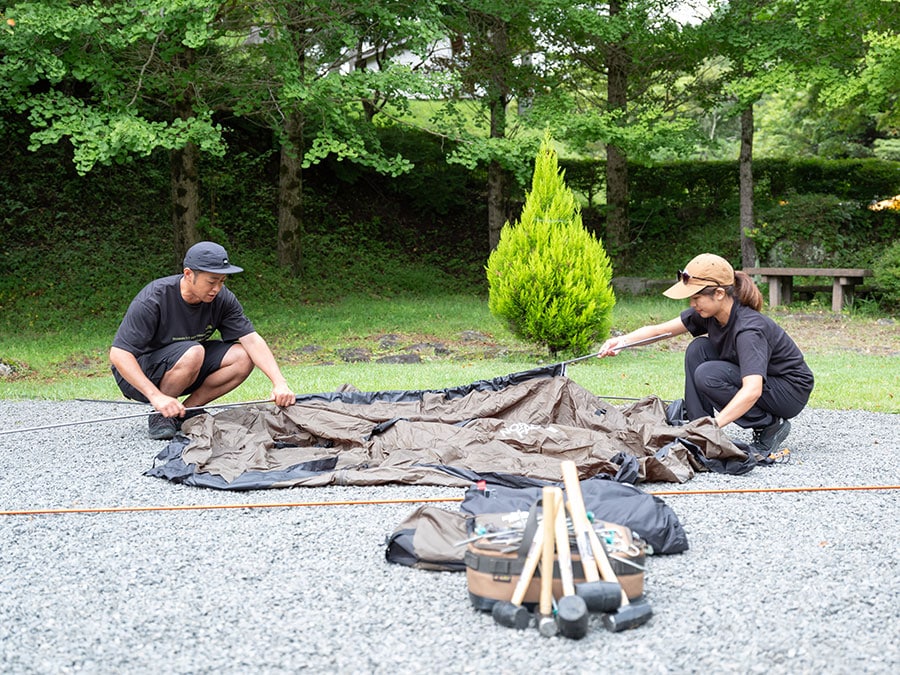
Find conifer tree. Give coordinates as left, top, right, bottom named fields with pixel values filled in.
left=486, top=134, right=616, bottom=355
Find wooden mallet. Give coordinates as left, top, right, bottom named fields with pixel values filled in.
left=551, top=485, right=590, bottom=639
left=490, top=498, right=547, bottom=629
left=560, top=461, right=623, bottom=613
left=536, top=486, right=559, bottom=637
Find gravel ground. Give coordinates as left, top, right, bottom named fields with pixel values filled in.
left=1, top=400, right=898, bottom=674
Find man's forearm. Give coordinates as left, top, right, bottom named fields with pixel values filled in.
left=239, top=333, right=288, bottom=387
left=109, top=346, right=162, bottom=402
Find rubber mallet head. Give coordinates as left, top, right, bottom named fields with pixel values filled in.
left=601, top=597, right=653, bottom=632
left=491, top=492, right=548, bottom=630
left=555, top=595, right=589, bottom=639
left=492, top=601, right=532, bottom=629
left=575, top=579, right=623, bottom=613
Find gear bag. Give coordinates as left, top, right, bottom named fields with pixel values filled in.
left=463, top=508, right=646, bottom=611
left=385, top=477, right=688, bottom=571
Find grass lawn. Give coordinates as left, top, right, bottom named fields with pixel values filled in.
left=1, top=294, right=896, bottom=413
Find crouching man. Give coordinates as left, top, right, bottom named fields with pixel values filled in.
left=110, top=241, right=295, bottom=440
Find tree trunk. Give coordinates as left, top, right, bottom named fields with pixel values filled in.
left=485, top=100, right=508, bottom=252
left=355, top=40, right=379, bottom=123
left=170, top=47, right=201, bottom=264
left=605, top=0, right=629, bottom=259
left=605, top=146, right=628, bottom=257
left=487, top=158, right=507, bottom=251
left=486, top=17, right=510, bottom=252
left=739, top=105, right=758, bottom=269
left=170, top=142, right=201, bottom=263
left=278, top=112, right=304, bottom=276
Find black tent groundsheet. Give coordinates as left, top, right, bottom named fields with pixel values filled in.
left=146, top=365, right=764, bottom=490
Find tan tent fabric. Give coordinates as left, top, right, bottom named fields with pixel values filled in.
left=175, top=375, right=749, bottom=487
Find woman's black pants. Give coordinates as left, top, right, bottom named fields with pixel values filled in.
left=683, top=337, right=808, bottom=429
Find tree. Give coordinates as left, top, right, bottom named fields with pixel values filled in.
left=698, top=0, right=897, bottom=267
left=794, top=0, right=900, bottom=149
left=432, top=0, right=546, bottom=252
left=686, top=1, right=899, bottom=164
left=537, top=0, right=706, bottom=262
left=0, top=1, right=245, bottom=261
left=247, top=0, right=447, bottom=274
left=696, top=0, right=807, bottom=267
left=486, top=135, right=615, bottom=355
left=1, top=1, right=451, bottom=272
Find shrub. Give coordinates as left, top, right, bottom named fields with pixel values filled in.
left=486, top=135, right=616, bottom=355
left=747, top=192, right=877, bottom=267
left=872, top=239, right=900, bottom=311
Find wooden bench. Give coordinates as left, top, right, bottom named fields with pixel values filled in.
left=743, top=267, right=873, bottom=313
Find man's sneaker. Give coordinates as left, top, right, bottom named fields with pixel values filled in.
left=148, top=413, right=177, bottom=441
left=751, top=417, right=791, bottom=454
left=182, top=408, right=207, bottom=422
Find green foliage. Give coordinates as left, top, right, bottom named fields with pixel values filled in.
left=446, top=135, right=541, bottom=189
left=808, top=2, right=900, bottom=131
left=873, top=138, right=900, bottom=162
left=697, top=0, right=898, bottom=163
left=752, top=85, right=880, bottom=160
left=748, top=192, right=897, bottom=268
left=486, top=135, right=615, bottom=355
left=28, top=103, right=226, bottom=175
left=872, top=239, right=900, bottom=310
left=250, top=2, right=451, bottom=184
left=0, top=0, right=233, bottom=174
left=754, top=158, right=900, bottom=200
left=536, top=0, right=710, bottom=164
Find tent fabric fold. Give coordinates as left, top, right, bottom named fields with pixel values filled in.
left=146, top=365, right=761, bottom=490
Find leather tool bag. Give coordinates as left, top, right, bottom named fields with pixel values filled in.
left=464, top=509, right=647, bottom=611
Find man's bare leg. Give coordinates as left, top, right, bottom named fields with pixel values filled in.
left=157, top=345, right=205, bottom=399
left=147, top=346, right=206, bottom=439
left=182, top=344, right=253, bottom=408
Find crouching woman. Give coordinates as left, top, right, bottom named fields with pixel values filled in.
left=599, top=254, right=814, bottom=455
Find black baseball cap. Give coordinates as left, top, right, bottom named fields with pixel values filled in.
left=183, top=241, right=244, bottom=274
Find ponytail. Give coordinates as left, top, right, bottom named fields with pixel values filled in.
left=732, top=271, right=764, bottom=311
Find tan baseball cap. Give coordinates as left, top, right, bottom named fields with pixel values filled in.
left=662, top=253, right=735, bottom=299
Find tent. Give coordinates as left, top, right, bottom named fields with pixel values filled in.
left=146, top=364, right=764, bottom=490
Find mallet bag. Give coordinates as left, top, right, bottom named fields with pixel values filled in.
left=464, top=510, right=646, bottom=611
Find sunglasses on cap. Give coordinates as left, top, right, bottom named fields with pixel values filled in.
left=677, top=270, right=720, bottom=285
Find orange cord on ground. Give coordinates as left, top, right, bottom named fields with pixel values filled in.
left=1, top=485, right=898, bottom=517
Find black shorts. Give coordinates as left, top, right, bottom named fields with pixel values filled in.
left=113, top=340, right=235, bottom=403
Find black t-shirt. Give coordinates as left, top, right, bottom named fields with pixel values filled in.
left=112, top=275, right=255, bottom=357
left=680, top=302, right=814, bottom=392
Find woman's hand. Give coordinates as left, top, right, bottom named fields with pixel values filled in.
left=597, top=337, right=627, bottom=357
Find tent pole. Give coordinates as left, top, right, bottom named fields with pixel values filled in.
left=0, top=398, right=276, bottom=436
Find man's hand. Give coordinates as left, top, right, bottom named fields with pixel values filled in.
left=149, top=393, right=186, bottom=418
left=271, top=382, right=296, bottom=407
